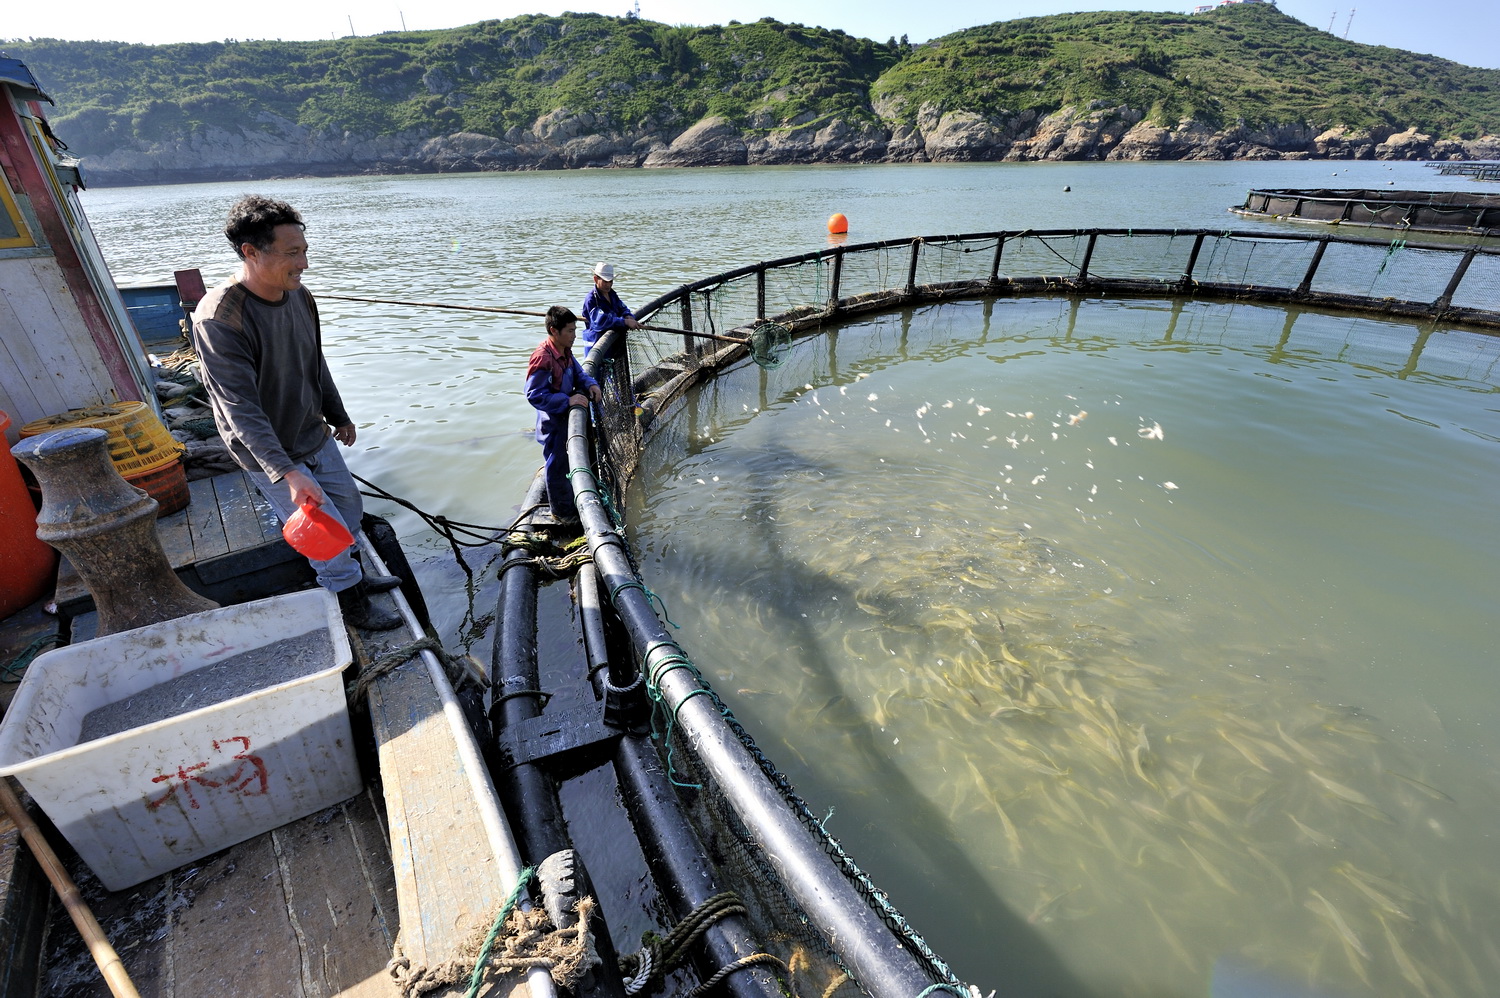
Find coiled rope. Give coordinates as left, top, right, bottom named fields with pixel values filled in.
left=619, top=891, right=786, bottom=995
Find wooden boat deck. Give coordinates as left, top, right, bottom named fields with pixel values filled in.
left=2, top=470, right=537, bottom=998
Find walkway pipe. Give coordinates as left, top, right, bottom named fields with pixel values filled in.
left=490, top=475, right=625, bottom=998
left=576, top=567, right=785, bottom=998
left=564, top=405, right=950, bottom=998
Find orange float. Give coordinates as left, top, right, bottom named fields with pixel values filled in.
left=827, top=212, right=849, bottom=234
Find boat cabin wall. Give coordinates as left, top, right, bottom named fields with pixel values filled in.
left=0, top=60, right=156, bottom=443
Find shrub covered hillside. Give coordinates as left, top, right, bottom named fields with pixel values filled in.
left=5, top=15, right=900, bottom=157
left=871, top=4, right=1498, bottom=138
left=3, top=6, right=1496, bottom=182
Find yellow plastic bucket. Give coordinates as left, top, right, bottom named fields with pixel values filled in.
left=20, top=401, right=183, bottom=477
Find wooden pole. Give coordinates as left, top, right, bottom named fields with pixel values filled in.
left=0, top=777, right=140, bottom=998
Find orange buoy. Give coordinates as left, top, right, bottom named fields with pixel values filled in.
left=827, top=212, right=849, bottom=234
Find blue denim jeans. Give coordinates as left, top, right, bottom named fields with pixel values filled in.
left=247, top=434, right=364, bottom=593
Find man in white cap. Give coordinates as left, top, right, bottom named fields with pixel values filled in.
left=580, top=261, right=642, bottom=356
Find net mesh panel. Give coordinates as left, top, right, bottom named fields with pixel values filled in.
left=1452, top=251, right=1500, bottom=313
left=1196, top=233, right=1317, bottom=289
left=578, top=229, right=1500, bottom=997
left=999, top=232, right=1088, bottom=280
left=1310, top=241, right=1453, bottom=303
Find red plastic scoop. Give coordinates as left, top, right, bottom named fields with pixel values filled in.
left=282, top=500, right=354, bottom=560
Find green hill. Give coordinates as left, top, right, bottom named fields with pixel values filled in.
left=872, top=5, right=1498, bottom=138
left=2, top=6, right=1496, bottom=181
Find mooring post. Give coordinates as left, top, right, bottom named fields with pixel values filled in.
left=12, top=427, right=217, bottom=636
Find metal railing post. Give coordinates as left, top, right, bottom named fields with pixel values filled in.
left=1180, top=233, right=1206, bottom=289
left=756, top=266, right=767, bottom=322
left=905, top=239, right=921, bottom=296
left=1076, top=231, right=1098, bottom=284
left=827, top=247, right=844, bottom=313
left=1296, top=238, right=1330, bottom=295
left=1432, top=246, right=1479, bottom=312
left=989, top=235, right=1005, bottom=286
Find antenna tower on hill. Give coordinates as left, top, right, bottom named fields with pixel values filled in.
left=1344, top=8, right=1356, bottom=37
left=1327, top=10, right=1337, bottom=32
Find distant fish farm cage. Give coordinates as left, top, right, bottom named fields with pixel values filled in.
left=1428, top=161, right=1500, bottom=183
left=1232, top=187, right=1500, bottom=235
left=512, top=227, right=1500, bottom=996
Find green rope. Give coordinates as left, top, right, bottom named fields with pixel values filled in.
left=642, top=648, right=708, bottom=789
left=609, top=579, right=679, bottom=628
left=915, top=985, right=972, bottom=998
left=465, top=865, right=537, bottom=998
left=3, top=633, right=61, bottom=683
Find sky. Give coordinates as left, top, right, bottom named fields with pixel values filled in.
left=3, top=0, right=1496, bottom=69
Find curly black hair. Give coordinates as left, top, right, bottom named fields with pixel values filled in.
left=224, top=195, right=304, bottom=259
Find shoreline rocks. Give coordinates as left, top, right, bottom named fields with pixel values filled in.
left=76, top=108, right=1500, bottom=187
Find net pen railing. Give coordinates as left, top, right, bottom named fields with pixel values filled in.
left=570, top=225, right=1500, bottom=998
left=616, top=228, right=1495, bottom=384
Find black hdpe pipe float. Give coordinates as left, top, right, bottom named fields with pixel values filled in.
left=490, top=474, right=626, bottom=998
left=562, top=390, right=947, bottom=998
left=575, top=565, right=785, bottom=997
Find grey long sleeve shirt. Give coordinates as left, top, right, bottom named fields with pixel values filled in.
left=191, top=282, right=350, bottom=481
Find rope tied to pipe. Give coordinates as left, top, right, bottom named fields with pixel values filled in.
left=619, top=892, right=771, bottom=995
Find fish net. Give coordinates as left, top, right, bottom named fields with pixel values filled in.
left=574, top=227, right=1500, bottom=996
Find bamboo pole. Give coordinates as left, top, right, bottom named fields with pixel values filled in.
left=0, top=777, right=141, bottom=998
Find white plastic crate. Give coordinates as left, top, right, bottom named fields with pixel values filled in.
left=0, top=589, right=360, bottom=890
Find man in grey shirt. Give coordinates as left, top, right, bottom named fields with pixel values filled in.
left=192, top=195, right=401, bottom=630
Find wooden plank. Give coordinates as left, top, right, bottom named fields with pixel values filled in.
left=154, top=504, right=196, bottom=569
left=213, top=471, right=266, bottom=552
left=170, top=832, right=306, bottom=997
left=183, top=476, right=229, bottom=561
left=0, top=256, right=118, bottom=426
left=364, top=633, right=509, bottom=976
left=268, top=800, right=399, bottom=996
left=193, top=540, right=300, bottom=587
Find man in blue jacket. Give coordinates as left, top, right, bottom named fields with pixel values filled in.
left=580, top=261, right=641, bottom=356
left=525, top=306, right=602, bottom=525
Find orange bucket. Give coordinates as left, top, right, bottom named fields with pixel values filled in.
left=282, top=501, right=353, bottom=561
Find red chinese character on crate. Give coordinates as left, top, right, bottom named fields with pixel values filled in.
left=213, top=736, right=269, bottom=796
left=147, top=736, right=269, bottom=811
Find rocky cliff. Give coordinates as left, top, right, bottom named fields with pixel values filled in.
left=77, top=103, right=1500, bottom=187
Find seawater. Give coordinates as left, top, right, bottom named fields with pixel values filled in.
left=626, top=297, right=1500, bottom=997
left=78, top=161, right=1500, bottom=996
